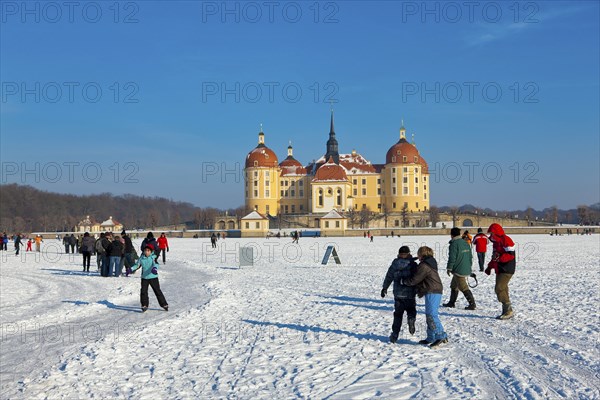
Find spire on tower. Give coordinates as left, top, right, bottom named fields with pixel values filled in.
left=400, top=119, right=406, bottom=140
left=412, top=133, right=415, bottom=145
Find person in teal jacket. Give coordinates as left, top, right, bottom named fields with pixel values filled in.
left=128, top=244, right=168, bottom=312
left=443, top=227, right=476, bottom=310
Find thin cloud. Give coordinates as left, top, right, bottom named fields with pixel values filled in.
left=464, top=4, right=591, bottom=47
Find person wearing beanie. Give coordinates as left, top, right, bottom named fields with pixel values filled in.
left=444, top=227, right=476, bottom=310
left=472, top=228, right=489, bottom=272
left=487, top=223, right=516, bottom=319
left=381, top=245, right=418, bottom=343
left=140, top=232, right=160, bottom=263
left=128, top=244, right=168, bottom=312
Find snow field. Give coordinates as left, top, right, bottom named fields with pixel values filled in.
left=1, top=235, right=599, bottom=399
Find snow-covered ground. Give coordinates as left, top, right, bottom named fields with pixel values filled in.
left=1, top=234, right=599, bottom=399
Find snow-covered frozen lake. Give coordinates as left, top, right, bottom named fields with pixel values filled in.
left=1, top=234, right=599, bottom=399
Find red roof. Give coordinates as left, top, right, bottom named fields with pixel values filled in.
left=246, top=145, right=279, bottom=168
left=279, top=156, right=307, bottom=176
left=385, top=139, right=428, bottom=171
left=313, top=157, right=349, bottom=182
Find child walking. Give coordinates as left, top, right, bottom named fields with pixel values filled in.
left=127, top=244, right=169, bottom=312
left=401, top=246, right=448, bottom=348
left=381, top=246, right=418, bottom=343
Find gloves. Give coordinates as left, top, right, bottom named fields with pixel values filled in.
left=167, top=247, right=170, bottom=252
left=447, top=270, right=452, bottom=276
left=380, top=288, right=387, bottom=298
left=125, top=267, right=132, bottom=277
left=485, top=260, right=499, bottom=275
left=151, top=267, right=158, bottom=275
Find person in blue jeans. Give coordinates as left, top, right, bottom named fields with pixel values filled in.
left=105, top=235, right=124, bottom=277
left=400, top=246, right=448, bottom=347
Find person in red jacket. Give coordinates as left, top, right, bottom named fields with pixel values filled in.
left=472, top=228, right=489, bottom=272
left=157, top=232, right=170, bottom=264
left=486, top=223, right=516, bottom=319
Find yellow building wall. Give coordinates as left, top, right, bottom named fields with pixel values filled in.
left=382, top=164, right=429, bottom=212
left=245, top=167, right=280, bottom=216
left=349, top=173, right=382, bottom=211
left=311, top=181, right=352, bottom=212
left=279, top=175, right=310, bottom=214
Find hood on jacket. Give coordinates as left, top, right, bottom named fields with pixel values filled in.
left=487, top=223, right=505, bottom=235
left=421, top=256, right=438, bottom=270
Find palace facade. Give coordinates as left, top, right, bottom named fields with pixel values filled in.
left=244, top=112, right=430, bottom=218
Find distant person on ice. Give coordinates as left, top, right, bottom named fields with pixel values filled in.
left=381, top=245, right=418, bottom=343
left=127, top=244, right=168, bottom=312
left=80, top=232, right=95, bottom=272
left=26, top=238, right=32, bottom=252
left=444, top=227, right=476, bottom=310
left=157, top=232, right=169, bottom=264
left=14, top=234, right=22, bottom=256
left=472, top=228, right=489, bottom=272
left=486, top=223, right=516, bottom=320
left=400, top=246, right=448, bottom=347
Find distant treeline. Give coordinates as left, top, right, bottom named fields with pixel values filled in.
left=0, top=184, right=597, bottom=233
left=0, top=184, right=246, bottom=233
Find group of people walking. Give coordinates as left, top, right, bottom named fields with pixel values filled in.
left=381, top=223, right=516, bottom=347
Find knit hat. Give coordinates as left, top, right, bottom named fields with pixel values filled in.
left=144, top=244, right=154, bottom=251
left=398, top=245, right=411, bottom=254
left=477, top=227, right=483, bottom=233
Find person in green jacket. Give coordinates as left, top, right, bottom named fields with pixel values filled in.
left=443, top=227, right=476, bottom=310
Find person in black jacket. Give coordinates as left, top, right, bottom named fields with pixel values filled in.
left=106, top=235, right=124, bottom=277
left=140, top=232, right=160, bottom=263
left=120, top=230, right=136, bottom=271
left=381, top=246, right=418, bottom=343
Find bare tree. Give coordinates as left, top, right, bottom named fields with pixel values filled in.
left=428, top=206, right=440, bottom=228
left=577, top=205, right=589, bottom=225
left=401, top=204, right=409, bottom=228
left=450, top=206, right=460, bottom=227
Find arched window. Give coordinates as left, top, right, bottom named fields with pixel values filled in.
left=336, top=188, right=342, bottom=206
left=318, top=189, right=323, bottom=207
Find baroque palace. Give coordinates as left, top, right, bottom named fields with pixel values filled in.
left=243, top=111, right=430, bottom=226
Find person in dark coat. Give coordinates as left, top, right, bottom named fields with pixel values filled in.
left=63, top=235, right=70, bottom=253
left=381, top=245, right=418, bottom=343
left=68, top=234, right=77, bottom=254
left=120, top=230, right=136, bottom=271
left=80, top=232, right=96, bottom=272
left=141, top=232, right=160, bottom=263
left=106, top=235, right=124, bottom=277
left=14, top=234, right=22, bottom=256
left=401, top=246, right=448, bottom=347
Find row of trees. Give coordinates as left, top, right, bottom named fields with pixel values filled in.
left=0, top=184, right=247, bottom=233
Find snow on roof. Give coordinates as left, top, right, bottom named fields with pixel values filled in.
left=321, top=209, right=345, bottom=219
left=100, top=216, right=119, bottom=226
left=241, top=211, right=268, bottom=220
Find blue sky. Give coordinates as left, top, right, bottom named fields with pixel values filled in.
left=1, top=0, right=598, bottom=210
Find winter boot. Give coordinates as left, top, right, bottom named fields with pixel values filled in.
left=464, top=290, right=477, bottom=310
left=418, top=339, right=431, bottom=345
left=497, top=303, right=514, bottom=320
left=429, top=338, right=448, bottom=348
left=443, top=290, right=459, bottom=308
left=408, top=318, right=416, bottom=335
left=389, top=333, right=398, bottom=344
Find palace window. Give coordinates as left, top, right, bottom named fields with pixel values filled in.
left=266, top=205, right=270, bottom=213
left=254, top=190, right=258, bottom=197
left=255, top=222, right=260, bottom=229
left=403, top=177, right=407, bottom=184
left=362, top=178, right=366, bottom=185
left=377, top=188, right=381, bottom=195
left=353, top=188, right=357, bottom=196
left=362, top=188, right=366, bottom=196
left=291, top=190, right=295, bottom=197
left=299, top=190, right=304, bottom=197
left=403, top=156, right=407, bottom=162
left=392, top=187, right=396, bottom=195
left=335, top=221, right=340, bottom=228
left=325, top=221, right=330, bottom=228
left=245, top=222, right=250, bottom=229
left=414, top=156, right=418, bottom=163
left=291, top=205, right=296, bottom=213
left=299, top=180, right=303, bottom=186
left=403, top=187, right=408, bottom=195
left=393, top=202, right=397, bottom=209
left=265, top=190, right=270, bottom=197
left=318, top=190, right=323, bottom=206
left=337, top=189, right=342, bottom=206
